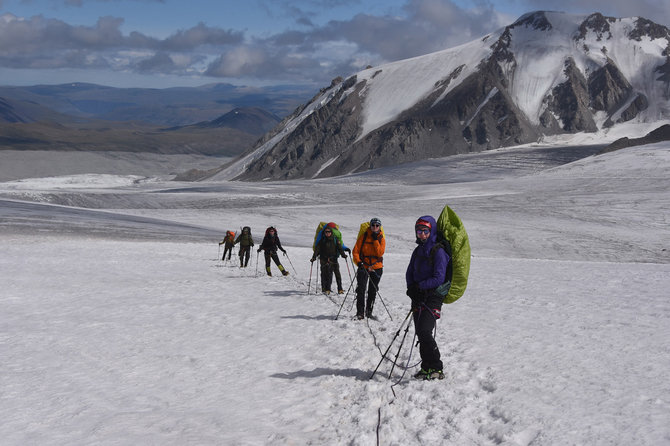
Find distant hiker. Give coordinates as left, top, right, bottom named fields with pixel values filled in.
left=258, top=226, right=289, bottom=276
left=311, top=223, right=348, bottom=294
left=352, top=217, right=385, bottom=319
left=219, top=230, right=236, bottom=261
left=234, top=226, right=254, bottom=267
left=406, top=216, right=448, bottom=380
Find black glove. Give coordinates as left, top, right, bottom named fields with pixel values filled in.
left=406, top=283, right=421, bottom=300
left=341, top=254, right=347, bottom=259
left=257, top=248, right=262, bottom=253
left=310, top=257, right=316, bottom=263
left=357, top=262, right=364, bottom=268
left=281, top=248, right=287, bottom=254
left=345, top=248, right=351, bottom=253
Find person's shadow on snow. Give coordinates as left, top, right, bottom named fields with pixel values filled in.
left=270, top=368, right=369, bottom=380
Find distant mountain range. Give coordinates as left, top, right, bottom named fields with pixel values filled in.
left=0, top=83, right=308, bottom=156
left=212, top=11, right=670, bottom=181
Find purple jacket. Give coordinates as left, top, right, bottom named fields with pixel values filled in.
left=405, top=215, right=449, bottom=290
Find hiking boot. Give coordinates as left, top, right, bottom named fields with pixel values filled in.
left=324, top=290, right=331, bottom=295
left=413, top=369, right=445, bottom=381
left=338, top=289, right=345, bottom=294
left=366, top=309, right=373, bottom=318
left=356, top=313, right=365, bottom=320
left=266, top=267, right=272, bottom=277
left=281, top=270, right=289, bottom=276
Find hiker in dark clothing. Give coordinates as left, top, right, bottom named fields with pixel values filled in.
left=219, top=230, right=236, bottom=261
left=258, top=226, right=289, bottom=276
left=311, top=226, right=347, bottom=294
left=234, top=226, right=254, bottom=267
left=406, top=216, right=449, bottom=380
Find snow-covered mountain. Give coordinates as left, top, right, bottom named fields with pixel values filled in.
left=213, top=11, right=670, bottom=181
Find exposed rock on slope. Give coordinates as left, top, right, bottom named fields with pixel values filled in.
left=212, top=11, right=670, bottom=181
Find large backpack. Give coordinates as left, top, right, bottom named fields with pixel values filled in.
left=431, top=205, right=471, bottom=304
left=313, top=222, right=348, bottom=251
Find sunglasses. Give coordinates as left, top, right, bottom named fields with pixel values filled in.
left=416, top=228, right=430, bottom=235
left=324, top=231, right=332, bottom=234
left=371, top=223, right=380, bottom=227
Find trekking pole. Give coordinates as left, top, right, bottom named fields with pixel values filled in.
left=255, top=250, right=260, bottom=277
left=334, top=277, right=357, bottom=320
left=388, top=315, right=413, bottom=379
left=284, top=251, right=298, bottom=276
left=218, top=244, right=221, bottom=261
left=308, top=261, right=314, bottom=294
left=370, top=310, right=413, bottom=380
left=365, top=268, right=393, bottom=321
left=344, top=253, right=353, bottom=283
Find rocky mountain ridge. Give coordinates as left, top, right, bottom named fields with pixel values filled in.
left=214, top=11, right=670, bottom=181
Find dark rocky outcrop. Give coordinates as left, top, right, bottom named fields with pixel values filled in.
left=599, top=123, right=670, bottom=153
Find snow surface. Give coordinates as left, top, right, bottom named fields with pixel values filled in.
left=1, top=142, right=669, bottom=445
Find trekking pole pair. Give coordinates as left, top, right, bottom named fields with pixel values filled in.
left=308, top=259, right=321, bottom=294
left=352, top=260, right=393, bottom=321
left=334, top=277, right=357, bottom=320
left=370, top=309, right=414, bottom=380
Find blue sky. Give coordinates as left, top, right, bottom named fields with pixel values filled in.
left=0, top=0, right=668, bottom=89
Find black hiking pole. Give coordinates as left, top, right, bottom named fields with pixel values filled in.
left=218, top=243, right=221, bottom=261
left=370, top=310, right=413, bottom=380
left=255, top=250, right=260, bottom=277
left=308, top=261, right=314, bottom=294
left=284, top=251, right=298, bottom=276
left=387, top=316, right=413, bottom=379
left=334, top=278, right=357, bottom=320
left=365, top=268, right=393, bottom=321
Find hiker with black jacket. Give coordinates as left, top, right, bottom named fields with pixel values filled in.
left=258, top=226, right=289, bottom=276
left=311, top=226, right=347, bottom=294
left=234, top=226, right=254, bottom=267
left=219, top=230, right=236, bottom=261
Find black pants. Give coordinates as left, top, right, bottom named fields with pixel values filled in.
left=223, top=243, right=233, bottom=260
left=413, top=301, right=443, bottom=371
left=356, top=267, right=382, bottom=316
left=264, top=251, right=282, bottom=269
left=320, top=261, right=342, bottom=292
left=239, top=246, right=251, bottom=266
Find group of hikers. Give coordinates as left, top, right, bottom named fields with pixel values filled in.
left=218, top=210, right=470, bottom=382
left=219, top=226, right=289, bottom=276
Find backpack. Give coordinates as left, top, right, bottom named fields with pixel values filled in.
left=430, top=205, right=471, bottom=304
left=313, top=222, right=348, bottom=251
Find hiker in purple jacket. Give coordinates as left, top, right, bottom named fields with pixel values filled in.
left=406, top=215, right=449, bottom=380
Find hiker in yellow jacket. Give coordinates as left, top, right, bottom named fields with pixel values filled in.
left=352, top=217, right=385, bottom=319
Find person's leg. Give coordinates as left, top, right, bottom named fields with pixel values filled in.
left=333, top=262, right=343, bottom=292
left=264, top=252, right=272, bottom=275
left=413, top=306, right=443, bottom=372
left=366, top=268, right=382, bottom=317
left=355, top=267, right=367, bottom=318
